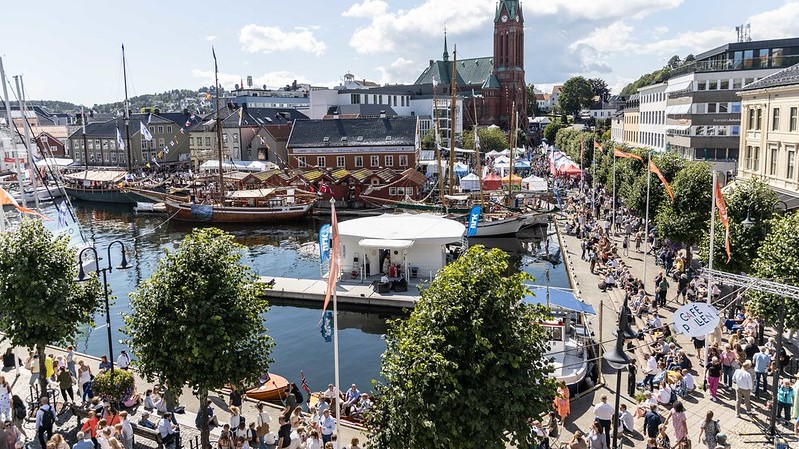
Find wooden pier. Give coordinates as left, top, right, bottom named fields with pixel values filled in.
left=257, top=276, right=420, bottom=309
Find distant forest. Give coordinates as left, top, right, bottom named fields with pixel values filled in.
left=621, top=54, right=696, bottom=95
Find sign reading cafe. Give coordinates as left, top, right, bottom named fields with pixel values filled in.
left=672, top=302, right=721, bottom=338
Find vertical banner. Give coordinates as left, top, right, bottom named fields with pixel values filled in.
left=714, top=180, right=731, bottom=263
left=466, top=205, right=482, bottom=237
left=319, top=224, right=331, bottom=278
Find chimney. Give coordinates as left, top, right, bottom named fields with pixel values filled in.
left=429, top=60, right=434, bottom=66
left=379, top=110, right=386, bottom=119
left=333, top=109, right=339, bottom=119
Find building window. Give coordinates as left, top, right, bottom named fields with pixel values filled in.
left=158, top=126, right=164, bottom=134
left=756, top=109, right=763, bottom=130
left=370, top=155, right=379, bottom=167
left=389, top=187, right=397, bottom=196
left=385, top=155, right=394, bottom=166
left=748, top=109, right=755, bottom=130
left=189, top=137, right=194, bottom=146
left=731, top=102, right=741, bottom=113
left=697, top=81, right=706, bottom=91
left=297, top=156, right=306, bottom=167
left=399, top=155, right=408, bottom=167
left=167, top=126, right=172, bottom=134
left=770, top=147, right=779, bottom=175
left=355, top=156, right=363, bottom=167
left=158, top=138, right=165, bottom=147
left=149, top=126, right=155, bottom=135
left=789, top=150, right=796, bottom=179
left=351, top=94, right=361, bottom=104
left=205, top=137, right=211, bottom=146
left=336, top=156, right=345, bottom=167
left=773, top=108, right=780, bottom=131
left=317, top=156, right=326, bottom=167
left=111, top=153, right=117, bottom=163
left=791, top=107, right=798, bottom=132
left=753, top=146, right=760, bottom=171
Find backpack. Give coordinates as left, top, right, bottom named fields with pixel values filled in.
left=13, top=403, right=25, bottom=421
left=40, top=406, right=55, bottom=430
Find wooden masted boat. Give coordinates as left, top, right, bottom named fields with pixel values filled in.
left=163, top=187, right=316, bottom=223
left=244, top=373, right=291, bottom=402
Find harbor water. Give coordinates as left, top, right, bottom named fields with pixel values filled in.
left=38, top=202, right=570, bottom=394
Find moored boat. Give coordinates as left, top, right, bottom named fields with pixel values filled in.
left=244, top=373, right=291, bottom=401
left=162, top=187, right=316, bottom=223
left=63, top=170, right=153, bottom=204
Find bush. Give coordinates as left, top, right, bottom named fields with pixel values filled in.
left=92, top=369, right=135, bottom=403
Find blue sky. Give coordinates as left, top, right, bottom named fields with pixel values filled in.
left=2, top=0, right=799, bottom=106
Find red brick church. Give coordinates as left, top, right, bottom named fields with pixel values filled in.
left=413, top=0, right=527, bottom=130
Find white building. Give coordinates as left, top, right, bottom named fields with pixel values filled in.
left=638, top=83, right=667, bottom=151
left=611, top=111, right=624, bottom=143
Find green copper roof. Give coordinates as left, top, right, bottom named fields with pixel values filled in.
left=495, top=0, right=521, bottom=21
left=414, top=57, right=494, bottom=87
left=482, top=74, right=501, bottom=89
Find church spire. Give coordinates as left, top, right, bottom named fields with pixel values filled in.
left=442, top=26, right=449, bottom=61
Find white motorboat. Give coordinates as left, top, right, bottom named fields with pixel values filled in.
left=472, top=211, right=548, bottom=237
left=11, top=185, right=65, bottom=203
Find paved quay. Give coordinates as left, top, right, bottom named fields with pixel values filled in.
left=552, top=212, right=791, bottom=449
left=259, top=275, right=418, bottom=310
left=1, top=341, right=369, bottom=448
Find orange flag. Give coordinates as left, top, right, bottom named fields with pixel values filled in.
left=649, top=160, right=674, bottom=201
left=320, top=201, right=341, bottom=320
left=0, top=186, right=50, bottom=220
left=594, top=141, right=603, bottom=152
left=714, top=179, right=732, bottom=263
left=613, top=148, right=644, bottom=163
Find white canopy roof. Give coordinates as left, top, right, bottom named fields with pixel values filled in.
left=522, top=175, right=548, bottom=192
left=664, top=80, right=692, bottom=93
left=338, top=213, right=465, bottom=243
left=665, top=104, right=691, bottom=115
left=358, top=239, right=414, bottom=249
left=65, top=170, right=126, bottom=183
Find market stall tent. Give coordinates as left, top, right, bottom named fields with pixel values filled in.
left=459, top=173, right=480, bottom=191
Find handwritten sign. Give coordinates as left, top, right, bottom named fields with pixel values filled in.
left=672, top=302, right=720, bottom=338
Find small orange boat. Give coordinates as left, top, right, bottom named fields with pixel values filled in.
left=243, top=373, right=291, bottom=402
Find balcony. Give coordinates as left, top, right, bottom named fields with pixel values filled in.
left=668, top=54, right=799, bottom=77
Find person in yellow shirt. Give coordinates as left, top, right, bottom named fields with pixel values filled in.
left=44, top=354, right=54, bottom=379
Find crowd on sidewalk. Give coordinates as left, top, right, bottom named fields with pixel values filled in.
left=548, top=180, right=798, bottom=449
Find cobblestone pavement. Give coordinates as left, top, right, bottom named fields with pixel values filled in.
left=552, top=214, right=792, bottom=449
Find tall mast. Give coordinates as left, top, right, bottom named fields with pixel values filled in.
left=506, top=101, right=516, bottom=207
left=473, top=92, right=483, bottom=202
left=213, top=47, right=225, bottom=201
left=448, top=47, right=457, bottom=195
left=15, top=75, right=39, bottom=210
left=81, top=107, right=90, bottom=171
left=0, top=57, right=27, bottom=208
left=432, top=79, right=444, bottom=205
left=121, top=44, right=132, bottom=171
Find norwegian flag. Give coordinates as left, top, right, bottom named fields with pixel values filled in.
left=300, top=371, right=311, bottom=395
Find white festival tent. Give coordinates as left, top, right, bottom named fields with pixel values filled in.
left=521, top=175, right=548, bottom=192
left=199, top=160, right=278, bottom=172
left=459, top=173, right=481, bottom=191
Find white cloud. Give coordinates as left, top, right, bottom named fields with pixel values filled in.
left=376, top=57, right=416, bottom=84
left=347, top=0, right=494, bottom=54
left=206, top=36, right=217, bottom=42
left=342, top=0, right=388, bottom=18
left=191, top=69, right=317, bottom=91
left=531, top=0, right=683, bottom=21
left=749, top=2, right=799, bottom=40
left=239, top=24, right=327, bottom=56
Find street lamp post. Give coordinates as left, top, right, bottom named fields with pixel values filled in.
left=604, top=328, right=632, bottom=449
left=76, top=241, right=132, bottom=380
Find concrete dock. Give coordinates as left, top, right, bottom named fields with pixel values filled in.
left=258, top=276, right=420, bottom=310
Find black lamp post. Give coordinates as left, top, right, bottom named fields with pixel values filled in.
left=604, top=328, right=631, bottom=449
left=76, top=241, right=132, bottom=380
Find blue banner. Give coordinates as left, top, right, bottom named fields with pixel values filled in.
left=319, top=224, right=331, bottom=266
left=320, top=310, right=333, bottom=342
left=466, top=205, right=482, bottom=237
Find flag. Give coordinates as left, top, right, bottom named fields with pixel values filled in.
left=57, top=200, right=69, bottom=228
left=414, top=116, right=421, bottom=151
left=151, top=157, right=160, bottom=168
left=300, top=371, right=311, bottom=395
left=184, top=119, right=192, bottom=127
left=714, top=179, right=732, bottom=263
left=594, top=141, right=603, bottom=151
left=319, top=224, right=332, bottom=277
left=649, top=160, right=674, bottom=201
left=466, top=205, right=482, bottom=237
left=320, top=311, right=334, bottom=342
left=169, top=140, right=175, bottom=147
left=613, top=148, right=644, bottom=163
left=238, top=107, right=243, bottom=126
left=0, top=186, right=49, bottom=219
left=116, top=127, right=125, bottom=150
left=140, top=122, right=153, bottom=141
left=320, top=202, right=341, bottom=320
left=179, top=128, right=185, bottom=134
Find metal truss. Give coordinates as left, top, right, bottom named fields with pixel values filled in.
left=697, top=268, right=799, bottom=299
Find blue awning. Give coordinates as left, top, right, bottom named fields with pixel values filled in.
left=522, top=285, right=596, bottom=315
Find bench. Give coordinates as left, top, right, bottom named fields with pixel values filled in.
left=68, top=404, right=182, bottom=449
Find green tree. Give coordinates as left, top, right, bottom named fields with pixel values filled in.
left=421, top=129, right=438, bottom=150
left=463, top=127, right=509, bottom=153
left=558, top=76, right=594, bottom=117
left=697, top=177, right=777, bottom=274
left=526, top=83, right=540, bottom=117
left=125, top=228, right=273, bottom=449
left=747, top=212, right=799, bottom=325
left=0, top=219, right=100, bottom=394
left=543, top=120, right=565, bottom=143
left=666, top=55, right=682, bottom=69
left=588, top=78, right=610, bottom=102
left=367, top=246, right=556, bottom=449
left=654, top=162, right=712, bottom=259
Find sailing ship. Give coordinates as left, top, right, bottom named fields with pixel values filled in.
left=158, top=49, right=315, bottom=224
left=63, top=170, right=153, bottom=204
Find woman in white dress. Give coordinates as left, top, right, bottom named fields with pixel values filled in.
left=0, top=376, right=10, bottom=421
left=78, top=361, right=92, bottom=404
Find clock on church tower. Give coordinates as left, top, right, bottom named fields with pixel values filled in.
left=488, top=0, right=527, bottom=129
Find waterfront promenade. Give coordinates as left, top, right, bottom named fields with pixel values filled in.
left=1, top=342, right=369, bottom=448
left=552, top=213, right=789, bottom=448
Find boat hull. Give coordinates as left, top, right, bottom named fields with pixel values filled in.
left=472, top=212, right=548, bottom=237
left=64, top=187, right=153, bottom=204
left=394, top=202, right=472, bottom=215
left=164, top=201, right=314, bottom=223
left=244, top=374, right=291, bottom=402
left=12, top=186, right=65, bottom=203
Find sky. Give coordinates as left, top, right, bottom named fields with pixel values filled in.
left=3, top=0, right=799, bottom=106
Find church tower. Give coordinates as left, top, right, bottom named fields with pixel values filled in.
left=490, top=0, right=526, bottom=129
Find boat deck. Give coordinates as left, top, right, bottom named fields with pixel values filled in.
left=257, top=275, right=420, bottom=310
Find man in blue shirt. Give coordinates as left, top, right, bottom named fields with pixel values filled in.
left=72, top=431, right=94, bottom=449
left=98, top=355, right=112, bottom=372
left=343, top=384, right=360, bottom=415
left=752, top=346, right=772, bottom=397
left=319, top=409, right=336, bottom=444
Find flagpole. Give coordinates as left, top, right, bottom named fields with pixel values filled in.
left=121, top=44, right=133, bottom=171
left=330, top=197, right=342, bottom=446
left=612, top=149, right=617, bottom=232
left=705, top=170, right=716, bottom=378
left=0, top=56, right=27, bottom=209
left=642, top=150, right=652, bottom=291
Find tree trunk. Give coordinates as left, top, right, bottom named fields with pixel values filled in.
left=37, top=344, right=47, bottom=403
left=685, top=244, right=693, bottom=264
left=199, top=388, right=210, bottom=449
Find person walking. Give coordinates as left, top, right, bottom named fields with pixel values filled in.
left=752, top=346, right=771, bottom=397
left=721, top=345, right=736, bottom=389
left=663, top=400, right=688, bottom=444
left=593, top=395, right=613, bottom=447
left=643, top=404, right=662, bottom=439
left=10, top=396, right=26, bottom=440
left=778, top=379, right=795, bottom=424
left=697, top=411, right=720, bottom=449
left=35, top=397, right=56, bottom=449
left=706, top=357, right=722, bottom=401
left=587, top=422, right=608, bottom=449
left=733, top=360, right=754, bottom=417
left=57, top=366, right=75, bottom=404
